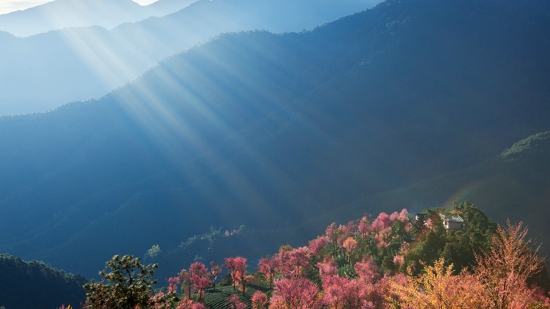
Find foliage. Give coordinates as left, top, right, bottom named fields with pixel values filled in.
left=82, top=205, right=550, bottom=309
left=144, top=245, right=162, bottom=261
left=501, top=131, right=550, bottom=160
left=224, top=257, right=248, bottom=294
left=178, top=261, right=219, bottom=301
left=391, top=220, right=550, bottom=309
left=269, top=277, right=321, bottom=309
left=390, top=258, right=488, bottom=308
left=474, top=220, right=548, bottom=309
left=226, top=294, right=246, bottom=309
left=209, top=262, right=223, bottom=292
left=83, top=254, right=175, bottom=309
left=407, top=202, right=497, bottom=274
left=250, top=291, right=268, bottom=309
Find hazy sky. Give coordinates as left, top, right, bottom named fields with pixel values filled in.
left=0, top=0, right=158, bottom=15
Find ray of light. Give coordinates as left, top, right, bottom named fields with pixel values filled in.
left=105, top=36, right=317, bottom=227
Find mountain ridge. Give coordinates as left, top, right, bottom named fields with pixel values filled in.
left=0, top=0, right=199, bottom=37
left=0, top=0, right=378, bottom=115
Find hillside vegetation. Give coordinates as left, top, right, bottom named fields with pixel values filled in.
left=0, top=254, right=88, bottom=309
left=78, top=203, right=550, bottom=309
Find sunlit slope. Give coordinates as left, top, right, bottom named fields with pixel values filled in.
left=0, top=0, right=548, bottom=279
left=0, top=0, right=376, bottom=115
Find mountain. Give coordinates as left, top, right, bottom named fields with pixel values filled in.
left=0, top=0, right=199, bottom=37
left=0, top=0, right=378, bottom=115
left=0, top=254, right=88, bottom=309
left=0, top=0, right=549, bottom=280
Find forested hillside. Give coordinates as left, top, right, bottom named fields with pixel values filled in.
left=0, top=254, right=87, bottom=309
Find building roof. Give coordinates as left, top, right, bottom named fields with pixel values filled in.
left=439, top=213, right=464, bottom=223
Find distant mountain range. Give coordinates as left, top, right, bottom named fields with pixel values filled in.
left=0, top=0, right=548, bottom=281
left=0, top=0, right=199, bottom=37
left=0, top=0, right=377, bottom=115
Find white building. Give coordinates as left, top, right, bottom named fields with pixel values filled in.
left=440, top=214, right=465, bottom=230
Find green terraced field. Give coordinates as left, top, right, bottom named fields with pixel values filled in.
left=200, top=282, right=272, bottom=309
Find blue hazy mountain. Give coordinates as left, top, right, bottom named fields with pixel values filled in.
left=0, top=0, right=548, bottom=280
left=0, top=0, right=378, bottom=115
left=146, top=0, right=201, bottom=17
left=0, top=0, right=199, bottom=37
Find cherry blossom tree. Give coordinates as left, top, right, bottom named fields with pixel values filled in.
left=342, top=237, right=359, bottom=263
left=282, top=247, right=310, bottom=278
left=179, top=269, right=194, bottom=299
left=317, top=257, right=338, bottom=277
left=308, top=236, right=328, bottom=256
left=321, top=274, right=362, bottom=309
left=225, top=257, right=248, bottom=293
left=474, top=220, right=547, bottom=309
left=269, top=277, right=322, bottom=309
left=227, top=294, right=247, bottom=309
left=167, top=277, right=180, bottom=294
left=259, top=256, right=279, bottom=288
left=208, top=261, right=222, bottom=291
left=251, top=291, right=268, bottom=309
left=358, top=215, right=371, bottom=237
left=189, top=262, right=210, bottom=301
left=176, top=298, right=208, bottom=309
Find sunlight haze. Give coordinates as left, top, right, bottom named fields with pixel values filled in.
left=0, top=0, right=159, bottom=15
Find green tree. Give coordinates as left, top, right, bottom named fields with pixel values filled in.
left=83, top=255, right=172, bottom=309
left=407, top=202, right=497, bottom=274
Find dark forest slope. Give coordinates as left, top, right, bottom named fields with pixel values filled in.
left=0, top=254, right=87, bottom=309
left=0, top=0, right=548, bottom=279
left=299, top=131, right=550, bottom=256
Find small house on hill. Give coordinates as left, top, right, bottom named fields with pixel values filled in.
left=414, top=213, right=426, bottom=222
left=439, top=214, right=465, bottom=230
